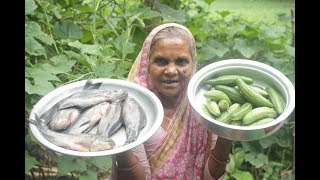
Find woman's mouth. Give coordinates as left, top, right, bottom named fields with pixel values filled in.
left=162, top=80, right=180, bottom=88
left=163, top=80, right=179, bottom=84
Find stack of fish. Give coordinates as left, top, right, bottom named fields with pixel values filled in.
left=28, top=79, right=147, bottom=152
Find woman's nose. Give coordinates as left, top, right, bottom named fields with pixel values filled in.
left=164, top=64, right=178, bottom=75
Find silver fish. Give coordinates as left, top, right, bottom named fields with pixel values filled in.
left=49, top=108, right=80, bottom=131
left=98, top=99, right=123, bottom=137
left=122, top=97, right=147, bottom=144
left=64, top=102, right=111, bottom=135
left=40, top=79, right=103, bottom=125
left=86, top=123, right=99, bottom=134
left=57, top=89, right=128, bottom=110
left=28, top=115, right=115, bottom=152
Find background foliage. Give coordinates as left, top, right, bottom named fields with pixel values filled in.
left=25, top=0, right=295, bottom=179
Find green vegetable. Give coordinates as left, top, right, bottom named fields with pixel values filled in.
left=236, top=79, right=274, bottom=108
left=204, top=89, right=232, bottom=105
left=218, top=100, right=229, bottom=111
left=266, top=87, right=284, bottom=114
left=215, top=85, right=246, bottom=104
left=247, top=118, right=275, bottom=126
left=230, top=102, right=253, bottom=121
left=206, top=99, right=221, bottom=116
left=242, top=107, right=277, bottom=125
left=206, top=75, right=254, bottom=86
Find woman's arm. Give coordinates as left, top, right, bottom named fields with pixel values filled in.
left=207, top=136, right=233, bottom=179
left=114, top=150, right=146, bottom=180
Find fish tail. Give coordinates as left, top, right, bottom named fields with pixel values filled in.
left=90, top=82, right=102, bottom=90
left=26, top=117, right=37, bottom=126
left=83, top=79, right=102, bottom=90
left=27, top=114, right=47, bottom=133
left=124, top=129, right=137, bottom=145
left=83, top=78, right=93, bottom=90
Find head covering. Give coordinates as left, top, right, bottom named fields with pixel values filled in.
left=128, top=23, right=209, bottom=179
left=127, top=23, right=196, bottom=89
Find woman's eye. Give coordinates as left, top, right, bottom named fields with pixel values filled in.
left=176, top=58, right=189, bottom=66
left=155, top=58, right=167, bottom=66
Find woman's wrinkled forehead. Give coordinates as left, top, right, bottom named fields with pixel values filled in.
left=148, top=26, right=196, bottom=62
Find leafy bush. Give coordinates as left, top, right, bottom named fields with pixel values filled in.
left=25, top=0, right=294, bottom=179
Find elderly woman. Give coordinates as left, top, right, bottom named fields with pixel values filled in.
left=111, top=23, right=232, bottom=180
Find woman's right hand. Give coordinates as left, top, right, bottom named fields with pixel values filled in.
left=115, top=150, right=137, bottom=168
left=114, top=150, right=146, bottom=180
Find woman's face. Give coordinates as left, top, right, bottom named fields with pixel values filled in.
left=148, top=38, right=193, bottom=98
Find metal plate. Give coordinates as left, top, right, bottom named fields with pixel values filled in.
left=187, top=59, right=295, bottom=141
left=29, top=78, right=163, bottom=157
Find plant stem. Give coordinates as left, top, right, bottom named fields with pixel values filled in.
left=62, top=72, right=94, bottom=85
left=26, top=59, right=34, bottom=68
left=43, top=10, right=60, bottom=54
left=103, top=16, right=119, bottom=36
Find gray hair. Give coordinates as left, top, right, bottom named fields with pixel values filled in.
left=149, top=26, right=196, bottom=67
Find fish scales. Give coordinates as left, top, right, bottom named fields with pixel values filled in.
left=98, top=99, right=123, bottom=137
left=40, top=79, right=103, bottom=124
left=49, top=108, right=80, bottom=131
left=28, top=116, right=115, bottom=152
left=64, top=102, right=111, bottom=135
left=122, top=97, right=147, bottom=144
left=58, top=89, right=128, bottom=110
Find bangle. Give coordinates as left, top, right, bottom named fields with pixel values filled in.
left=209, top=153, right=230, bottom=165
left=116, top=156, right=139, bottom=171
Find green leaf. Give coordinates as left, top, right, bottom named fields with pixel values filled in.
left=52, top=5, right=62, bottom=19
left=89, top=156, right=112, bottom=169
left=217, top=10, right=231, bottom=18
left=261, top=25, right=286, bottom=39
left=25, top=133, right=39, bottom=147
left=244, top=152, right=268, bottom=168
left=25, top=36, right=47, bottom=58
left=274, top=128, right=292, bottom=148
left=241, top=141, right=263, bottom=153
left=25, top=21, right=55, bottom=45
left=26, top=67, right=61, bottom=83
left=25, top=92, right=35, bottom=111
left=231, top=170, right=254, bottom=180
left=79, top=169, right=98, bottom=180
left=233, top=147, right=245, bottom=169
left=285, top=45, right=295, bottom=57
left=127, top=12, right=144, bottom=27
left=80, top=30, right=94, bottom=43
left=226, top=154, right=235, bottom=173
left=38, top=62, right=75, bottom=75
left=57, top=155, right=87, bottom=176
left=259, top=133, right=277, bottom=149
left=25, top=152, right=38, bottom=174
left=199, top=39, right=229, bottom=59
left=204, top=0, right=215, bottom=5
left=233, top=39, right=256, bottom=58
left=25, top=66, right=61, bottom=95
left=68, top=40, right=102, bottom=56
left=155, top=2, right=187, bottom=23
left=94, top=63, right=115, bottom=78
left=103, top=17, right=122, bottom=31
left=25, top=78, right=55, bottom=95
left=48, top=55, right=77, bottom=74
left=135, top=7, right=161, bottom=20
left=25, top=0, right=38, bottom=15
left=53, top=20, right=83, bottom=40
left=239, top=25, right=260, bottom=39
left=114, top=35, right=136, bottom=56
left=64, top=50, right=86, bottom=60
